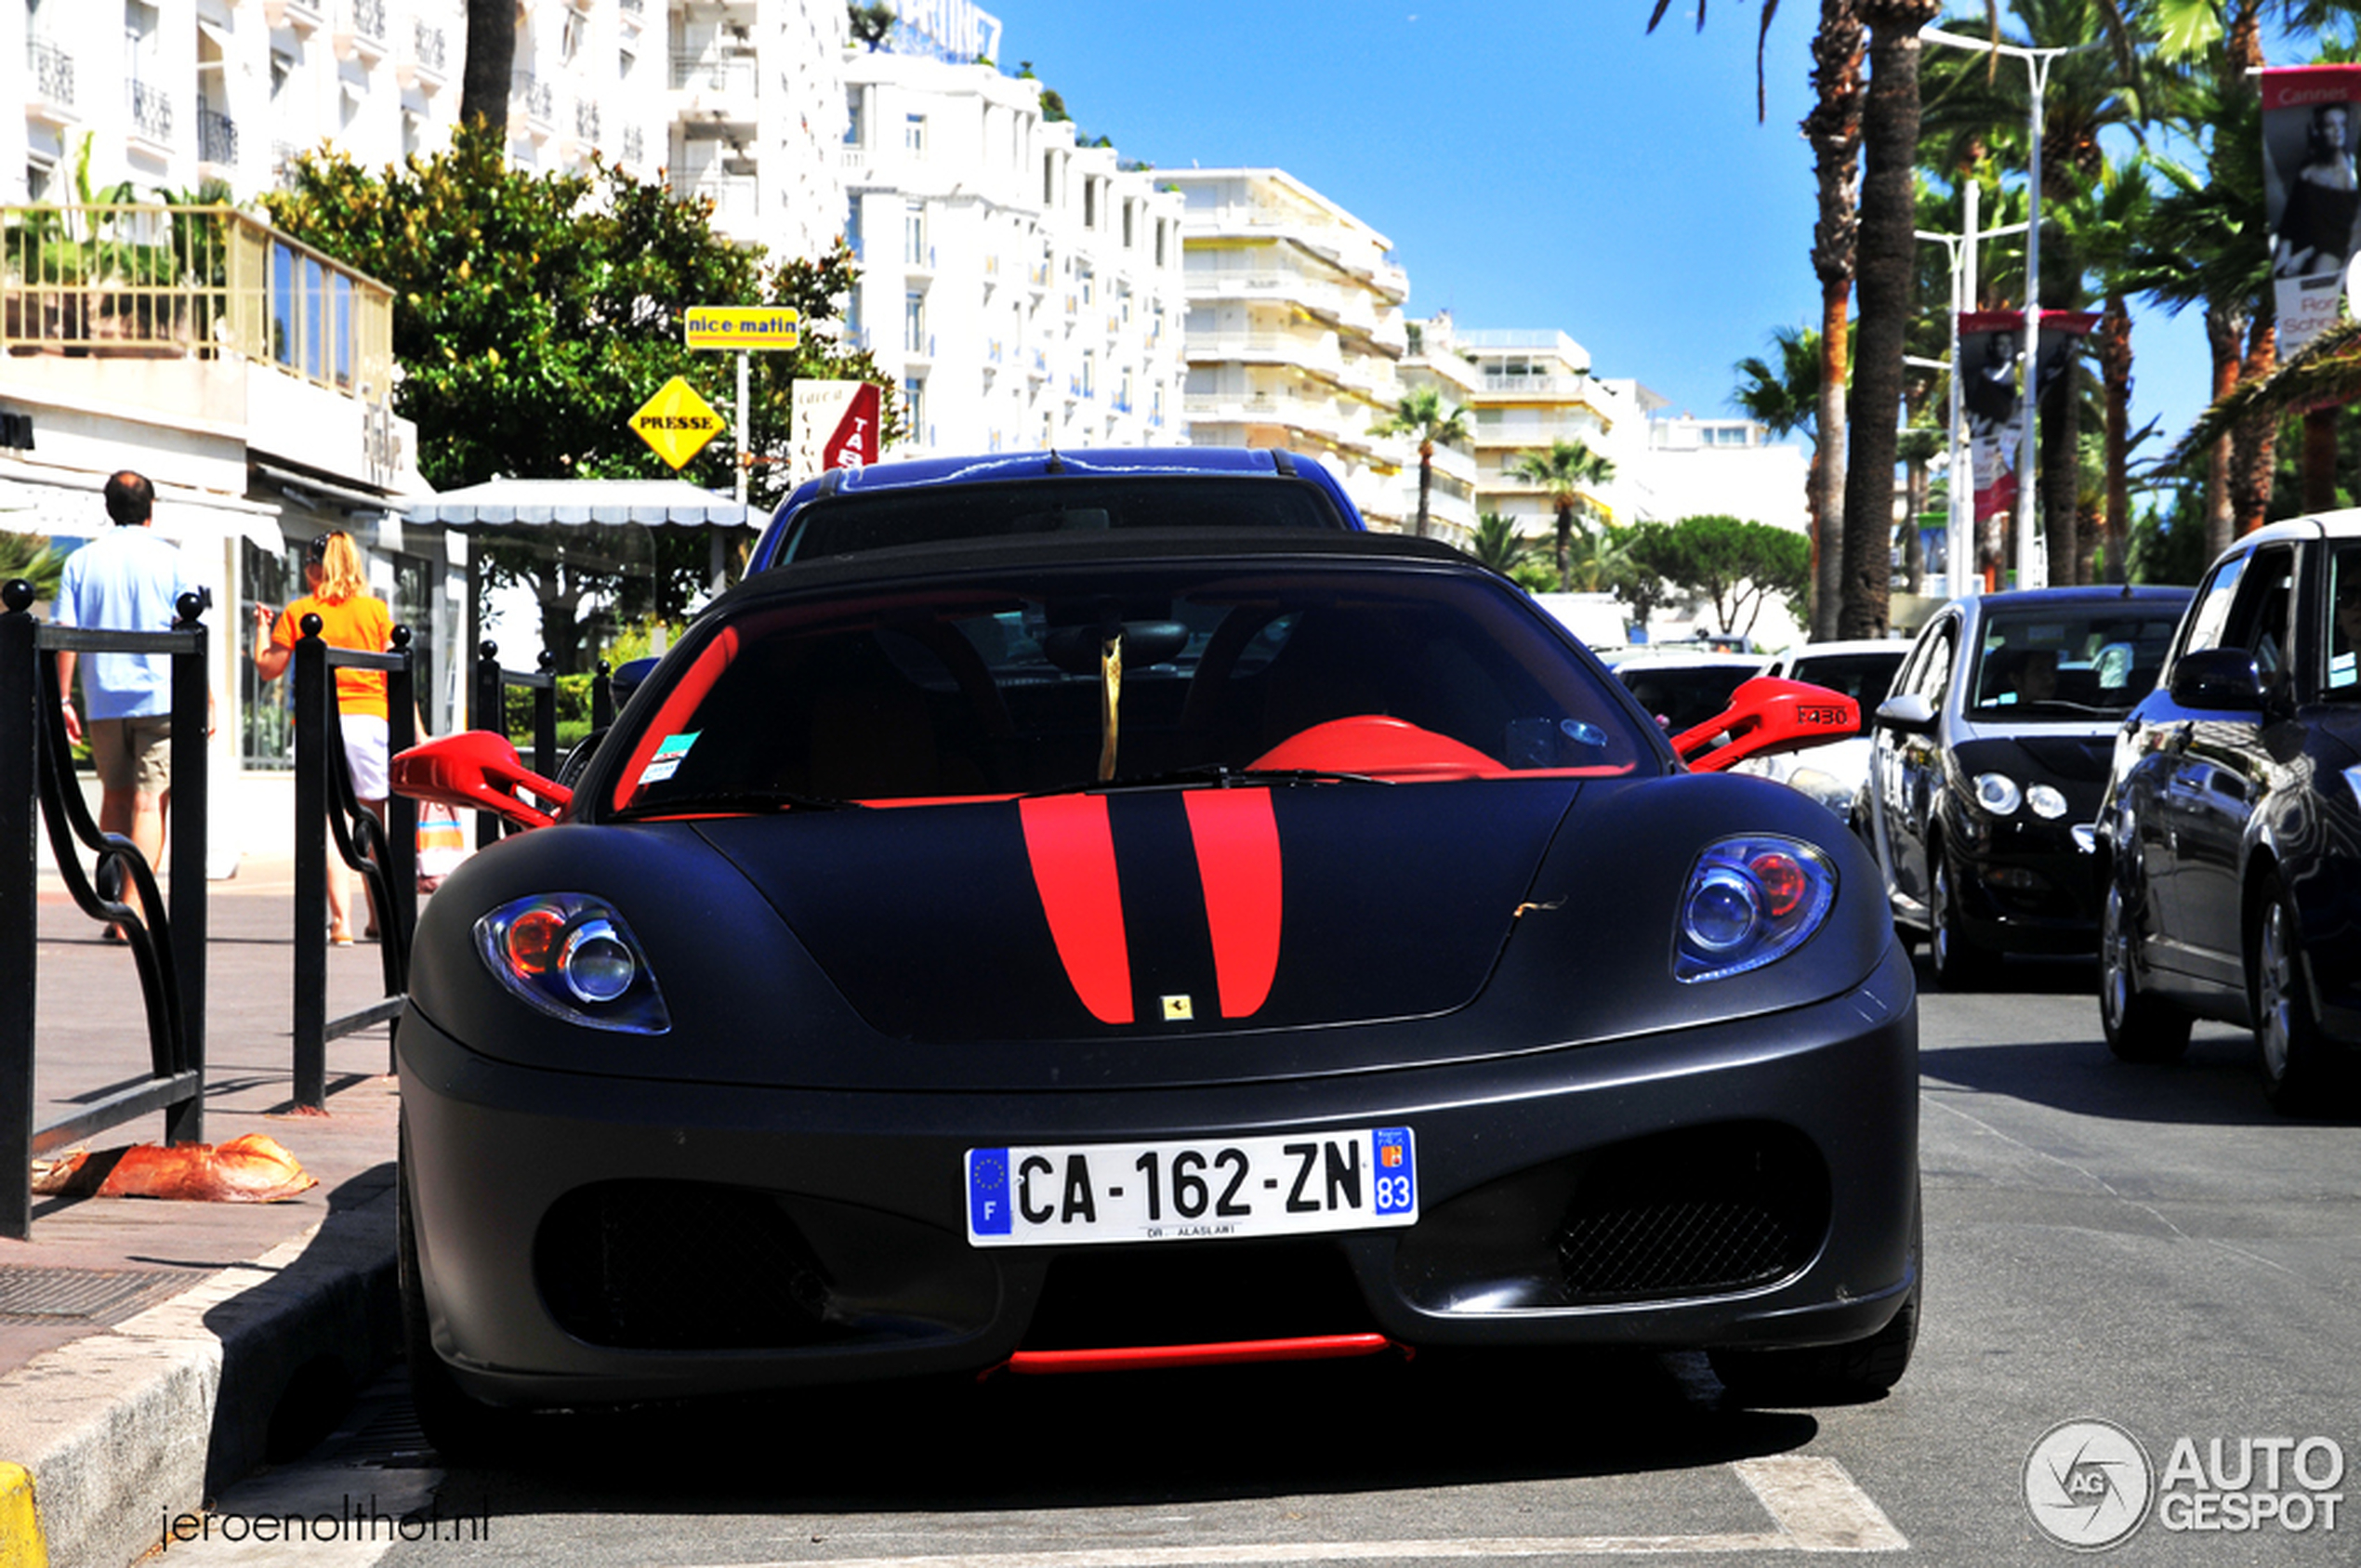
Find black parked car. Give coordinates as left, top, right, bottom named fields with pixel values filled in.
left=1863, top=586, right=2192, bottom=988
left=2096, top=515, right=2361, bottom=1113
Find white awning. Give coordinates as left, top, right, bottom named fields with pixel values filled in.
left=404, top=478, right=758, bottom=529
left=0, top=468, right=284, bottom=551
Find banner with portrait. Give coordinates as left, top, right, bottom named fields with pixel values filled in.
left=2263, top=66, right=2361, bottom=355
left=1959, top=310, right=2097, bottom=529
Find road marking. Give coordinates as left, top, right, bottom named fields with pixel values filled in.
left=679, top=1457, right=1906, bottom=1566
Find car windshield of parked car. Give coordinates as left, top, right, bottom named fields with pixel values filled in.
left=1787, top=651, right=1906, bottom=737
left=1967, top=606, right=2184, bottom=718
left=784, top=478, right=1346, bottom=562
left=1616, top=661, right=1764, bottom=734
left=608, top=561, right=1655, bottom=812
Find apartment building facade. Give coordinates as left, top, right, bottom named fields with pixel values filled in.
left=1167, top=168, right=1410, bottom=531
left=839, top=46, right=1184, bottom=456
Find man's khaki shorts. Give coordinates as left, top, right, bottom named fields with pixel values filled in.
left=89, top=715, right=173, bottom=797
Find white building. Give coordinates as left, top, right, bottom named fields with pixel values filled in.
left=839, top=44, right=1184, bottom=455
left=1633, top=412, right=1810, bottom=534
left=1389, top=312, right=1480, bottom=546
left=0, top=0, right=855, bottom=873
left=1440, top=327, right=1651, bottom=542
left=1167, top=168, right=1411, bottom=530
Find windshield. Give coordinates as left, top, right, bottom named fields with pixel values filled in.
left=1787, top=651, right=1906, bottom=737
left=1967, top=606, right=2183, bottom=719
left=783, top=478, right=1346, bottom=562
left=606, top=561, right=1653, bottom=813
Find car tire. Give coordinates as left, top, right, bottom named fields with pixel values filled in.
left=1930, top=849, right=1996, bottom=991
left=2254, top=876, right=2347, bottom=1117
left=400, top=1126, right=537, bottom=1464
left=1709, top=1192, right=1920, bottom=1404
left=2100, top=879, right=2192, bottom=1063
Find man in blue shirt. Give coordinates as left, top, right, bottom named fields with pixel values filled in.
left=53, top=472, right=202, bottom=933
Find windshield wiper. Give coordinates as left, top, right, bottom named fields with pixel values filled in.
left=1028, top=764, right=1389, bottom=797
left=1983, top=698, right=2121, bottom=717
left=619, top=787, right=869, bottom=817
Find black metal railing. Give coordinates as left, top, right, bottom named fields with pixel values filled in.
left=289, top=616, right=416, bottom=1111
left=0, top=581, right=208, bottom=1240
left=468, top=641, right=556, bottom=849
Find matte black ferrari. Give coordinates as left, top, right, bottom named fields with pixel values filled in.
left=391, top=528, right=1919, bottom=1456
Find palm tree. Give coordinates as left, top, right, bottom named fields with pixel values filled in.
left=460, top=0, right=516, bottom=135
left=1507, top=438, right=1617, bottom=592
left=1656, top=0, right=1861, bottom=640
left=1733, top=324, right=1840, bottom=628
left=1468, top=511, right=1535, bottom=576
left=1374, top=385, right=1471, bottom=539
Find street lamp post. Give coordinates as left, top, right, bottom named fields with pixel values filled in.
left=1922, top=26, right=2104, bottom=591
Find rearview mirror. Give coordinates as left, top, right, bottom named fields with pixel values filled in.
left=2167, top=647, right=2265, bottom=712
left=1873, top=692, right=1939, bottom=732
left=391, top=731, right=573, bottom=832
left=1678, top=678, right=1861, bottom=772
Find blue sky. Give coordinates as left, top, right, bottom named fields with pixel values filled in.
left=996, top=1, right=2220, bottom=456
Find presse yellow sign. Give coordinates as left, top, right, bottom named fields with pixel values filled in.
left=629, top=376, right=724, bottom=469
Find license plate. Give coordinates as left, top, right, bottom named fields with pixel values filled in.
left=966, top=1127, right=1418, bottom=1247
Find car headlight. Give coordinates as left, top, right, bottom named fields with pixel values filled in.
left=1974, top=772, right=2022, bottom=815
left=474, top=893, right=670, bottom=1034
left=1784, top=764, right=1856, bottom=816
left=2026, top=784, right=2069, bottom=820
left=1673, top=837, right=1838, bottom=982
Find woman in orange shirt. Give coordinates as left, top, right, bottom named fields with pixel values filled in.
left=253, top=531, right=396, bottom=944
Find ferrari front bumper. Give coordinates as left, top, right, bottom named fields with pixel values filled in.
left=399, top=942, right=1918, bottom=1409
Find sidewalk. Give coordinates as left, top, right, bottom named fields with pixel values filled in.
left=1, top=852, right=409, bottom=1568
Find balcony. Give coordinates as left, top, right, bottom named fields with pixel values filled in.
left=336, top=0, right=389, bottom=63
left=672, top=174, right=757, bottom=222
left=622, top=126, right=645, bottom=166
left=0, top=202, right=395, bottom=402
left=670, top=53, right=758, bottom=95
left=263, top=0, right=325, bottom=35
left=26, top=39, right=75, bottom=124
left=574, top=98, right=601, bottom=144
left=513, top=72, right=556, bottom=136
left=399, top=20, right=448, bottom=91
left=619, top=0, right=645, bottom=25
left=126, top=81, right=175, bottom=153
left=198, top=108, right=240, bottom=169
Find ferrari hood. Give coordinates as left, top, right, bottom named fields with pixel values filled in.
left=692, top=780, right=1580, bottom=1042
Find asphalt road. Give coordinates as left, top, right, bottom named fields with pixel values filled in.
left=152, top=955, right=2361, bottom=1568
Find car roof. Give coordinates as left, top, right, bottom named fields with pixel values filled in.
left=725, top=523, right=1476, bottom=608
left=1772, top=639, right=1906, bottom=661
left=1960, top=585, right=2193, bottom=614
left=748, top=446, right=1362, bottom=572
left=1604, top=649, right=1765, bottom=670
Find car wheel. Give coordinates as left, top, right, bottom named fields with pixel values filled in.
left=1930, top=850, right=1996, bottom=991
left=400, top=1126, right=535, bottom=1464
left=1709, top=1191, right=1920, bottom=1404
left=2100, top=879, right=2192, bottom=1063
left=2254, top=877, right=2346, bottom=1117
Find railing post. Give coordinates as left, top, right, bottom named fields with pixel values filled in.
left=534, top=649, right=558, bottom=780
left=591, top=659, right=614, bottom=731
left=165, top=592, right=207, bottom=1144
left=291, top=614, right=327, bottom=1111
left=470, top=639, right=503, bottom=850
left=0, top=582, right=39, bottom=1240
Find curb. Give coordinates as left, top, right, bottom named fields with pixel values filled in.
left=0, top=1189, right=400, bottom=1568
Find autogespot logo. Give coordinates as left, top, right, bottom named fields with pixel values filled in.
left=2025, top=1419, right=2154, bottom=1551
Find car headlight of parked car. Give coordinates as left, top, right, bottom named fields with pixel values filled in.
left=1783, top=764, right=1857, bottom=817
left=1974, top=772, right=2022, bottom=815
left=1674, top=837, right=1838, bottom=983
left=475, top=893, right=671, bottom=1034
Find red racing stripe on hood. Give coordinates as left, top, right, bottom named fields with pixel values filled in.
left=1183, top=787, right=1282, bottom=1018
left=1019, top=795, right=1134, bottom=1024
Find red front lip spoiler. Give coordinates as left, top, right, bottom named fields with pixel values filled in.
left=989, top=1333, right=1407, bottom=1377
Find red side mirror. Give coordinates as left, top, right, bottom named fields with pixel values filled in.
left=1675, top=677, right=1859, bottom=772
left=390, top=731, right=572, bottom=832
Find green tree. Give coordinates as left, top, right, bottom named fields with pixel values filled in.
left=0, top=533, right=64, bottom=603
left=1506, top=437, right=1616, bottom=591
left=1626, top=515, right=1813, bottom=640
left=849, top=3, right=897, bottom=48
left=1467, top=511, right=1535, bottom=575
left=1732, top=323, right=1836, bottom=622
left=1373, top=385, right=1471, bottom=539
left=261, top=129, right=894, bottom=670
